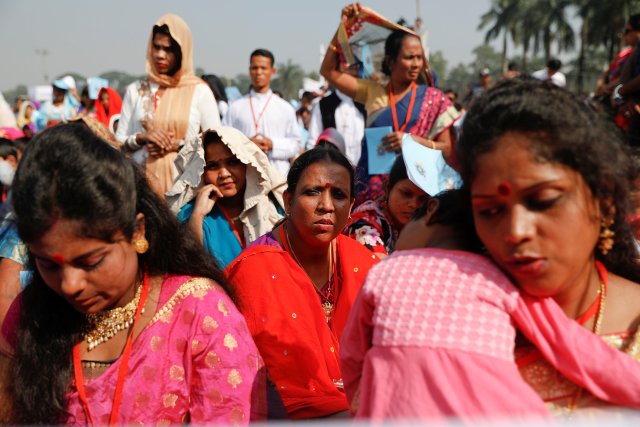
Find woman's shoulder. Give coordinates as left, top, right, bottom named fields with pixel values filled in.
left=158, top=275, right=230, bottom=308
left=336, top=234, right=380, bottom=262
left=153, top=275, right=241, bottom=325
left=224, top=244, right=284, bottom=275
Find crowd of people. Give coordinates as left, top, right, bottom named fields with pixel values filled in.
left=1, top=3, right=640, bottom=425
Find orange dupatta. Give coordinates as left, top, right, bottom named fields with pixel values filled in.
left=144, top=14, right=204, bottom=196
left=225, top=234, right=378, bottom=419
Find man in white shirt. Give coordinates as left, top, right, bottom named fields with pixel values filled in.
left=306, top=88, right=365, bottom=166
left=224, top=49, right=301, bottom=177
left=532, top=58, right=566, bottom=88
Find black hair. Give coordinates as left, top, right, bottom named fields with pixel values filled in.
left=202, top=129, right=226, bottom=152
left=201, top=74, right=228, bottom=103
left=411, top=189, right=483, bottom=253
left=0, top=139, right=16, bottom=160
left=381, top=30, right=421, bottom=76
left=12, top=137, right=30, bottom=153
left=250, top=48, right=275, bottom=67
left=287, top=147, right=354, bottom=198
left=152, top=24, right=183, bottom=76
left=547, top=58, right=562, bottom=71
left=458, top=77, right=640, bottom=282
left=629, top=14, right=640, bottom=31
left=508, top=62, right=518, bottom=71
left=8, top=122, right=229, bottom=424
left=387, top=155, right=408, bottom=194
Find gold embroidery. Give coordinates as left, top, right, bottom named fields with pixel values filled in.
left=518, top=329, right=640, bottom=413
left=150, top=336, right=163, bottom=352
left=192, top=339, right=202, bottom=353
left=135, top=392, right=150, bottom=407
left=208, top=389, right=224, bottom=405
left=227, top=369, right=242, bottom=389
left=202, top=316, right=219, bottom=333
left=205, top=351, right=221, bottom=368
left=156, top=419, right=171, bottom=427
left=162, top=393, right=178, bottom=408
left=218, top=299, right=230, bottom=317
left=157, top=308, right=174, bottom=324
left=147, top=278, right=220, bottom=327
left=193, top=287, right=208, bottom=299
left=229, top=407, right=245, bottom=425
left=246, top=354, right=259, bottom=370
left=170, top=365, right=185, bottom=381
left=224, top=334, right=238, bottom=351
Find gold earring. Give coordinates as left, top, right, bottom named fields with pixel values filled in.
left=598, top=218, right=615, bottom=255
left=134, top=238, right=149, bottom=254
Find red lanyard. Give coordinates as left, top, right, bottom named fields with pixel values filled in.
left=249, top=91, right=273, bottom=134
left=73, top=272, right=151, bottom=426
left=219, top=206, right=246, bottom=248
left=389, top=82, right=417, bottom=132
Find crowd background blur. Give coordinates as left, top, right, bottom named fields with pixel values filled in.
left=1, top=0, right=640, bottom=424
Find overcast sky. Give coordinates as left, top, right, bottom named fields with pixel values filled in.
left=0, top=0, right=494, bottom=92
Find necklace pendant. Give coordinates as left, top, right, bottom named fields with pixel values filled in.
left=322, top=301, right=333, bottom=323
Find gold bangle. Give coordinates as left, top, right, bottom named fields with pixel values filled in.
left=328, top=43, right=338, bottom=52
left=429, top=140, right=436, bottom=150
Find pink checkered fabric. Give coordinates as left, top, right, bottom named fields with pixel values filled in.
left=363, top=249, right=520, bottom=361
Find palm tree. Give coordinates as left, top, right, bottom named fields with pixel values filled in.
left=531, top=0, right=575, bottom=62
left=574, top=0, right=636, bottom=92
left=271, top=60, right=305, bottom=101
left=478, top=0, right=520, bottom=73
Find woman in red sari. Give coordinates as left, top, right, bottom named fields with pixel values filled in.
left=225, top=147, right=378, bottom=419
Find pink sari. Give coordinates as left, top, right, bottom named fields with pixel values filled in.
left=2, top=275, right=265, bottom=426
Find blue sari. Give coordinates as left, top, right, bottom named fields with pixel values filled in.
left=178, top=201, right=243, bottom=269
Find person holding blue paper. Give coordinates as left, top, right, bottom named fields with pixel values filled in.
left=320, top=3, right=460, bottom=205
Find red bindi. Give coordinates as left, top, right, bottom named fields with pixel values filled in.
left=52, top=253, right=65, bottom=265
left=497, top=182, right=512, bottom=196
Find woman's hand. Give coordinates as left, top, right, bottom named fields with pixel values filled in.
left=382, top=131, right=405, bottom=153
left=192, top=184, right=223, bottom=218
left=341, top=3, right=362, bottom=19
left=138, top=129, right=174, bottom=148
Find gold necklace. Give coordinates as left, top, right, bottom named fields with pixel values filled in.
left=85, top=283, right=145, bottom=351
left=568, top=279, right=606, bottom=411
left=284, top=223, right=335, bottom=322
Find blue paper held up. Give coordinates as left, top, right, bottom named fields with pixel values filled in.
left=401, top=134, right=463, bottom=196
left=365, top=126, right=395, bottom=175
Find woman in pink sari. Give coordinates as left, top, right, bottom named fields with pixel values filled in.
left=0, top=123, right=262, bottom=425
left=341, top=190, right=640, bottom=421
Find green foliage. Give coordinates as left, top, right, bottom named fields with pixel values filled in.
left=271, top=60, right=305, bottom=101
left=2, top=85, right=28, bottom=107
left=232, top=74, right=251, bottom=94
left=429, top=51, right=448, bottom=86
